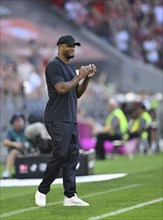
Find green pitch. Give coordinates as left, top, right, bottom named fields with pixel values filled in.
left=0, top=153, right=162, bottom=220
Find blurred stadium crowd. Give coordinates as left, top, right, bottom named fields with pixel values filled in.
left=51, top=0, right=163, bottom=68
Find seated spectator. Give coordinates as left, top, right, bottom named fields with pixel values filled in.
left=2, top=113, right=33, bottom=179
left=113, top=25, right=130, bottom=54
left=64, top=0, right=88, bottom=24
left=142, top=33, right=160, bottom=65
left=128, top=103, right=152, bottom=153
left=94, top=99, right=128, bottom=160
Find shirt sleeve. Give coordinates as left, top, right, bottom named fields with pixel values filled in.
left=45, top=61, right=65, bottom=85
left=6, top=131, right=14, bottom=141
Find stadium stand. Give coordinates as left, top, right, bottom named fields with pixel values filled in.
left=50, top=0, right=163, bottom=69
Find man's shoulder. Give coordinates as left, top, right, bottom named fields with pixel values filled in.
left=45, top=58, right=62, bottom=73
left=7, top=129, right=14, bottom=134
left=5, top=129, right=15, bottom=139
left=47, top=57, right=61, bottom=67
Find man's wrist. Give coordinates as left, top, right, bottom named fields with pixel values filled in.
left=85, top=76, right=91, bottom=80
left=76, top=75, right=83, bottom=80
left=12, top=142, right=17, bottom=148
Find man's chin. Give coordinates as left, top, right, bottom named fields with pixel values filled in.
left=69, top=55, right=75, bottom=59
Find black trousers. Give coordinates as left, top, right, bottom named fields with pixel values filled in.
left=38, top=122, right=79, bottom=198
left=95, top=133, right=122, bottom=159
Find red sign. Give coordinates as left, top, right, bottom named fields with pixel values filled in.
left=19, top=164, right=29, bottom=173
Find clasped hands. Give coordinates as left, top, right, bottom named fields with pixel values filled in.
left=79, top=64, right=97, bottom=79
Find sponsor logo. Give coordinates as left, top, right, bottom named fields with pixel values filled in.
left=39, top=163, right=47, bottom=172
left=19, top=164, right=28, bottom=173
left=30, top=164, right=38, bottom=172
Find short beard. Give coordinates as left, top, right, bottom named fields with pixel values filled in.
left=63, top=51, right=74, bottom=60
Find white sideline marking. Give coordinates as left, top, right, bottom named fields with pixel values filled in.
left=0, top=184, right=138, bottom=218
left=88, top=197, right=163, bottom=220
left=0, top=174, right=127, bottom=187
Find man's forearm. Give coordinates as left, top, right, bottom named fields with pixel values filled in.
left=54, top=75, right=83, bottom=95
left=3, top=139, right=18, bottom=148
left=76, top=77, right=90, bottom=98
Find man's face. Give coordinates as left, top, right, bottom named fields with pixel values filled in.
left=60, top=44, right=75, bottom=59
left=12, top=118, right=25, bottom=131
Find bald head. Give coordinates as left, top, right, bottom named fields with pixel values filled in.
left=108, top=99, right=119, bottom=112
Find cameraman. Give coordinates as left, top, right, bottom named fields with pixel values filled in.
left=2, top=113, right=33, bottom=179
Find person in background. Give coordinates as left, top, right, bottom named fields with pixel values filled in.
left=2, top=113, right=32, bottom=179
left=128, top=103, right=152, bottom=153
left=94, top=99, right=128, bottom=160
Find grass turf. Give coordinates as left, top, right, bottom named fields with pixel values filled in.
left=0, top=153, right=162, bottom=220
